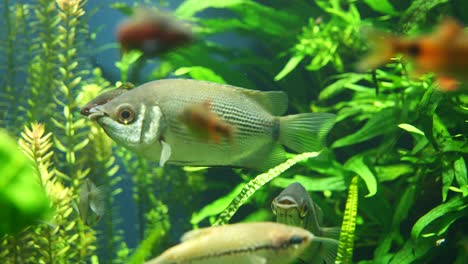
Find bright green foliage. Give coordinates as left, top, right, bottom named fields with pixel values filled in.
left=1, top=123, right=96, bottom=263
left=0, top=128, right=50, bottom=236
left=1, top=0, right=467, bottom=263
left=336, top=176, right=359, bottom=264
left=276, top=0, right=363, bottom=80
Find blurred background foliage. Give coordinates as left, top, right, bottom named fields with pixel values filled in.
left=0, top=0, right=467, bottom=263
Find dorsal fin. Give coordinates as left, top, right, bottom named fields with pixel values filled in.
left=237, top=89, right=288, bottom=116
left=180, top=227, right=213, bottom=242
left=173, top=79, right=289, bottom=115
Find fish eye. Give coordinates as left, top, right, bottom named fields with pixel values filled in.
left=117, top=104, right=135, bottom=124
left=288, top=235, right=304, bottom=245
left=407, top=43, right=421, bottom=57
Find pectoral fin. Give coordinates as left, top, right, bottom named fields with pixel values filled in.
left=160, top=140, right=172, bottom=167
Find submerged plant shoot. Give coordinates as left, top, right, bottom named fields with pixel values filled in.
left=0, top=0, right=466, bottom=263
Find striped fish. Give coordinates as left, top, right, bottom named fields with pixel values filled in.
left=83, top=79, right=335, bottom=170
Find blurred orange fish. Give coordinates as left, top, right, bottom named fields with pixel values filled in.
left=358, top=18, right=468, bottom=92
left=116, top=8, right=194, bottom=56
left=179, top=100, right=234, bottom=144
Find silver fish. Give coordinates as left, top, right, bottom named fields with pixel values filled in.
left=84, top=79, right=336, bottom=170
left=77, top=179, right=105, bottom=226
left=271, top=182, right=340, bottom=264
left=145, top=222, right=337, bottom=264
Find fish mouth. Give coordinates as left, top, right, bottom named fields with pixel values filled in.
left=87, top=106, right=107, bottom=121
left=275, top=196, right=299, bottom=209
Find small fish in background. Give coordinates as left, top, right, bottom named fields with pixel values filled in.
left=179, top=99, right=234, bottom=144
left=80, top=82, right=135, bottom=116
left=272, top=182, right=340, bottom=264
left=75, top=179, right=105, bottom=226
left=145, top=221, right=338, bottom=264
left=82, top=79, right=336, bottom=171
left=116, top=7, right=194, bottom=56
left=357, top=17, right=468, bottom=92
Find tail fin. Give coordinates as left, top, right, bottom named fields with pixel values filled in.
left=279, top=113, right=336, bottom=153
left=356, top=28, right=396, bottom=72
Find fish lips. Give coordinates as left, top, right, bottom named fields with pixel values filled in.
left=87, top=106, right=107, bottom=121
left=275, top=196, right=299, bottom=209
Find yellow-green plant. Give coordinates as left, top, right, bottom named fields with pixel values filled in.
left=1, top=123, right=97, bottom=263
left=336, top=176, right=359, bottom=264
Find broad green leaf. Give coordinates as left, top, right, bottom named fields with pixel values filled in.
left=374, top=164, right=414, bottom=182
left=241, top=208, right=271, bottom=222
left=274, top=55, right=304, bottom=81
left=271, top=174, right=346, bottom=191
left=174, top=66, right=226, bottom=83
left=389, top=237, right=434, bottom=264
left=364, top=0, right=398, bottom=15
left=454, top=157, right=468, bottom=197
left=128, top=218, right=168, bottom=264
left=442, top=159, right=456, bottom=202
left=175, top=0, right=245, bottom=18
left=336, top=176, right=359, bottom=264
left=333, top=107, right=398, bottom=148
left=398, top=123, right=425, bottom=136
left=0, top=130, right=50, bottom=236
left=393, top=185, right=416, bottom=226
left=319, top=73, right=367, bottom=101
left=411, top=195, right=467, bottom=239
left=190, top=183, right=245, bottom=226
left=344, top=155, right=377, bottom=197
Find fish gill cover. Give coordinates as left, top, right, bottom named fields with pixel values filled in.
left=0, top=0, right=467, bottom=264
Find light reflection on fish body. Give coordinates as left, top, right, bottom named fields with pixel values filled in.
left=271, top=182, right=340, bottom=264
left=82, top=79, right=336, bottom=171
left=358, top=18, right=468, bottom=92
left=145, top=222, right=327, bottom=264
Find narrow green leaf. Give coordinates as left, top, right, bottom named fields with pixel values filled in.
left=274, top=55, right=304, bottom=81
left=190, top=183, right=245, bottom=226
left=364, top=0, right=398, bottom=15
left=345, top=155, right=377, bottom=197
left=174, top=66, right=226, bottom=83
left=319, top=73, right=366, bottom=101
left=333, top=107, right=398, bottom=148
left=411, top=195, right=467, bottom=239
left=398, top=123, right=425, bottom=136
left=454, top=157, right=467, bottom=197
left=336, top=176, right=359, bottom=264
left=272, top=174, right=346, bottom=191
left=175, top=0, right=245, bottom=18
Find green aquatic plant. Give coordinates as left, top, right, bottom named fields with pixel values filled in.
left=0, top=123, right=97, bottom=263
left=336, top=176, right=359, bottom=264
left=275, top=0, right=363, bottom=80
left=1, top=0, right=467, bottom=263
left=0, top=127, right=50, bottom=236
left=189, top=151, right=322, bottom=226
